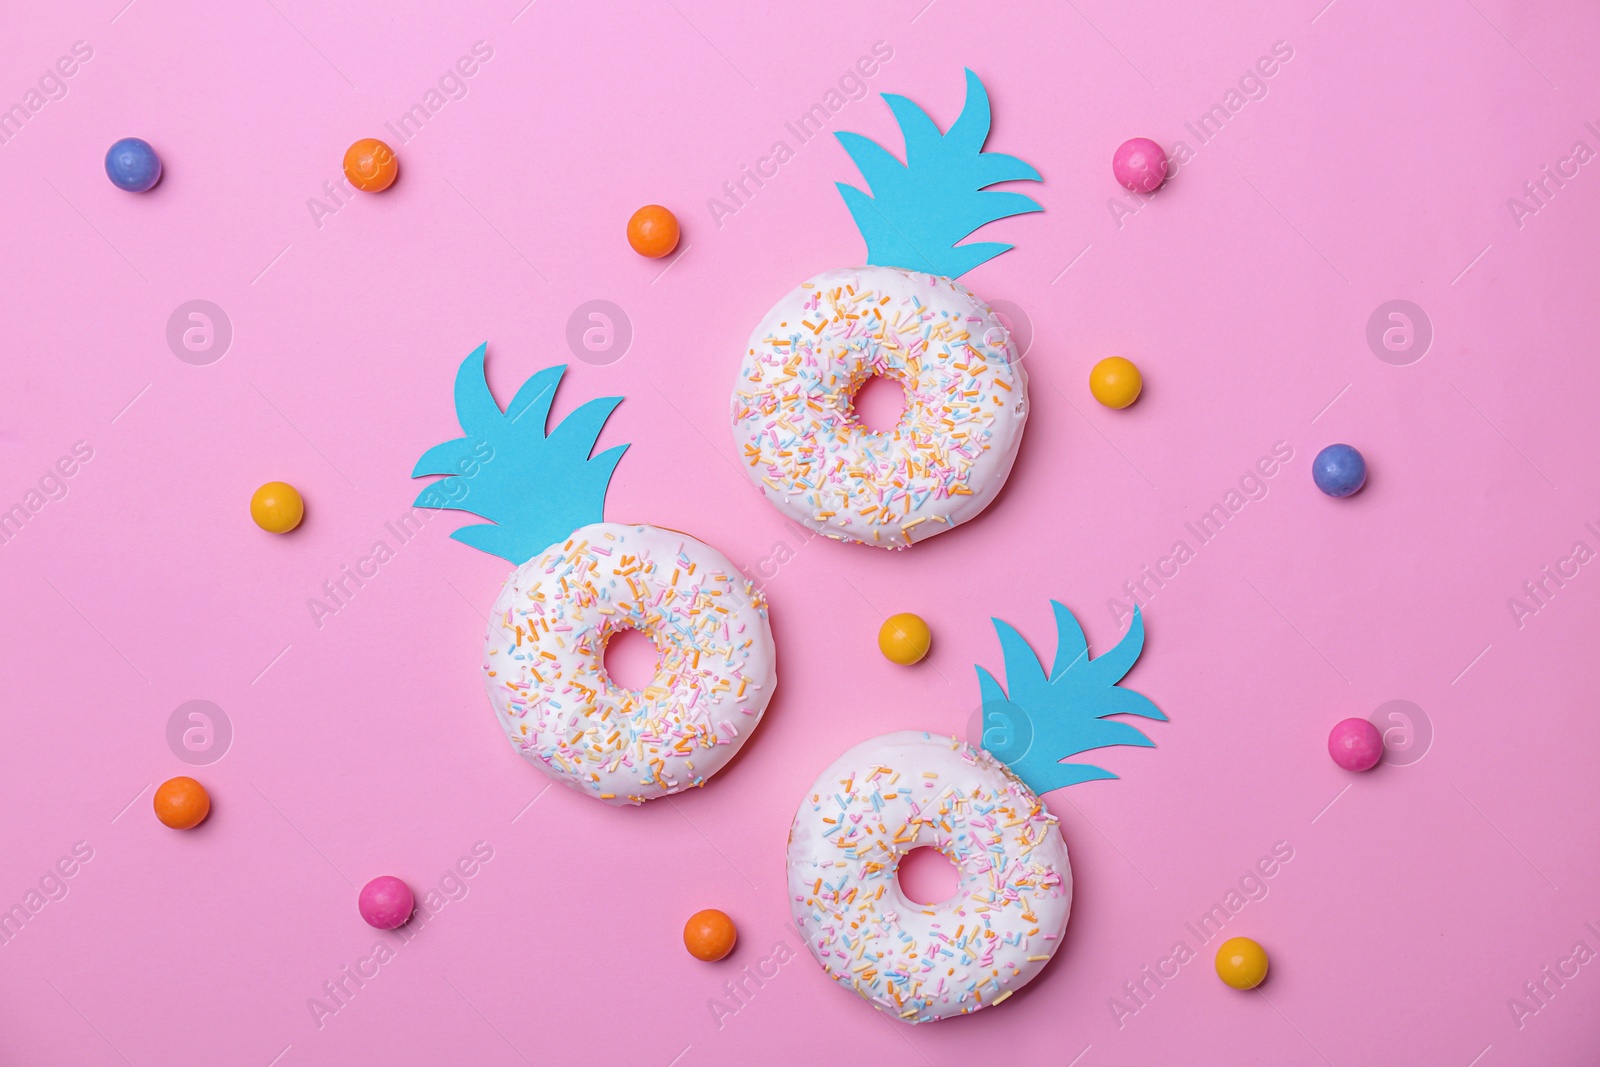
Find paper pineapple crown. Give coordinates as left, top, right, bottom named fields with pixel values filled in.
left=411, top=344, right=628, bottom=565
left=835, top=68, right=1042, bottom=279
left=976, top=602, right=1166, bottom=794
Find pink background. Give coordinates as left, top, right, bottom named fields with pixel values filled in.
left=3, top=0, right=1598, bottom=1063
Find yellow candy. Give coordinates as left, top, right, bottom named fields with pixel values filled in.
left=1214, top=936, right=1269, bottom=989
left=251, top=481, right=304, bottom=534
left=1089, top=356, right=1143, bottom=409
left=877, top=613, right=931, bottom=665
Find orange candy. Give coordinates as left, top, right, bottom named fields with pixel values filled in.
left=153, top=776, right=210, bottom=830
left=627, top=205, right=680, bottom=258
left=250, top=481, right=304, bottom=533
left=683, top=908, right=737, bottom=961
left=1089, top=356, right=1143, bottom=409
left=1215, top=936, right=1270, bottom=989
left=344, top=138, right=398, bottom=193
left=878, top=613, right=931, bottom=665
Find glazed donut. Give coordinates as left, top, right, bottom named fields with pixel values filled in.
left=731, top=265, right=1028, bottom=549
left=786, top=731, right=1072, bottom=1022
left=483, top=522, right=776, bottom=806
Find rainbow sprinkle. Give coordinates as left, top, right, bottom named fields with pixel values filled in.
left=483, top=523, right=775, bottom=806
left=732, top=266, right=1027, bottom=550
left=787, top=731, right=1071, bottom=1023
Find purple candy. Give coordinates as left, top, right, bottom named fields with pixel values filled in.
left=358, top=875, right=414, bottom=929
left=1328, top=718, right=1384, bottom=772
left=1113, top=137, right=1168, bottom=193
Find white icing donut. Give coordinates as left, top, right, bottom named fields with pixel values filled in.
left=731, top=265, right=1029, bottom=550
left=786, top=731, right=1072, bottom=1023
left=483, top=522, right=776, bottom=806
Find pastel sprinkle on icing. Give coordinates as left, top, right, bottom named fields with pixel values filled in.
left=786, top=731, right=1072, bottom=1022
left=732, top=266, right=1027, bottom=550
left=484, top=523, right=776, bottom=806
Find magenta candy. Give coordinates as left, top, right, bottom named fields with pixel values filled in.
left=358, top=875, right=414, bottom=929
left=1328, top=718, right=1384, bottom=771
left=1113, top=137, right=1168, bottom=193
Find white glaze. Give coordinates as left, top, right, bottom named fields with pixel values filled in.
left=483, top=522, right=776, bottom=805
left=732, top=266, right=1028, bottom=549
left=787, top=731, right=1072, bottom=1022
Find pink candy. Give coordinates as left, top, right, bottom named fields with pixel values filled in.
left=358, top=875, right=415, bottom=929
left=1327, top=718, right=1384, bottom=772
left=1112, top=137, right=1168, bottom=193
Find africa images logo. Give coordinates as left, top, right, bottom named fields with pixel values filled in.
left=166, top=700, right=232, bottom=766
left=0, top=440, right=94, bottom=549
left=1366, top=300, right=1431, bottom=366
left=0, top=40, right=93, bottom=148
left=166, top=300, right=233, bottom=365
left=706, top=41, right=894, bottom=229
left=0, top=842, right=94, bottom=948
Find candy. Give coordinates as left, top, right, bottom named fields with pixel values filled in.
left=1112, top=138, right=1167, bottom=194
left=683, top=908, right=737, bottom=961
left=343, top=138, right=399, bottom=193
left=153, top=776, right=210, bottom=829
left=251, top=482, right=304, bottom=534
left=358, top=876, right=414, bottom=929
left=1312, top=444, right=1367, bottom=497
left=1089, top=356, right=1143, bottom=409
left=627, top=205, right=680, bottom=258
left=1328, top=717, right=1383, bottom=771
left=105, top=137, right=162, bottom=192
left=1215, top=936, right=1269, bottom=989
left=878, top=613, right=931, bottom=665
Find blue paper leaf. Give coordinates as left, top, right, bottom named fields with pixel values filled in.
left=834, top=69, right=1043, bottom=278
left=409, top=344, right=629, bottom=565
left=976, top=665, right=1008, bottom=709
left=1020, top=761, right=1118, bottom=793
left=411, top=437, right=479, bottom=477
left=976, top=602, right=1166, bottom=795
left=1048, top=600, right=1089, bottom=679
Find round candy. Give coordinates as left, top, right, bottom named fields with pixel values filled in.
left=1312, top=444, right=1367, bottom=497
left=627, top=205, right=679, bottom=258
left=343, top=138, right=398, bottom=193
left=878, top=613, right=931, bottom=665
left=105, top=137, right=162, bottom=192
left=1328, top=717, right=1384, bottom=771
left=683, top=908, right=737, bottom=961
left=1112, top=137, right=1167, bottom=193
left=251, top=482, right=304, bottom=534
left=1215, top=936, right=1269, bottom=989
left=153, top=776, right=210, bottom=829
left=1089, top=356, right=1143, bottom=409
left=358, top=876, right=414, bottom=930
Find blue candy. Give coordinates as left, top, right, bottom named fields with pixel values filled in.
left=1312, top=443, right=1367, bottom=497
left=105, top=137, right=161, bottom=192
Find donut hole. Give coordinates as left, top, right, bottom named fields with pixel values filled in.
left=898, top=846, right=960, bottom=905
left=601, top=626, right=661, bottom=691
left=849, top=373, right=906, bottom=434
